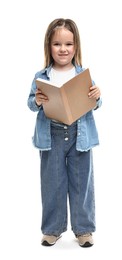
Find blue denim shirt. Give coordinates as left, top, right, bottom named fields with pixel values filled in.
left=27, top=64, right=102, bottom=151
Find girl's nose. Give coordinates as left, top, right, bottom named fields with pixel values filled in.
left=60, top=44, right=66, bottom=51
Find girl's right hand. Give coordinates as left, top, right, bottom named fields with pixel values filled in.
left=35, top=89, right=49, bottom=106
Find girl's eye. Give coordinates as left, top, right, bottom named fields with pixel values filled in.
left=53, top=43, right=60, bottom=46
left=66, top=43, right=73, bottom=46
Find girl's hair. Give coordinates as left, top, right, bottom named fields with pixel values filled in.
left=44, top=18, right=82, bottom=68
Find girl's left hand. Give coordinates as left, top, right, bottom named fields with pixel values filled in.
left=88, top=85, right=101, bottom=100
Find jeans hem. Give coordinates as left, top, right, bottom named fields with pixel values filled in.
left=42, top=228, right=67, bottom=237
left=74, top=229, right=96, bottom=236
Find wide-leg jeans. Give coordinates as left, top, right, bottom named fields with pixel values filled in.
left=40, top=121, right=96, bottom=236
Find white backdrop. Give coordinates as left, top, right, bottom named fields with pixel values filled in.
left=0, top=0, right=122, bottom=259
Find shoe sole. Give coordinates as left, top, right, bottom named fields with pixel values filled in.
left=80, top=242, right=94, bottom=248
left=42, top=240, right=55, bottom=246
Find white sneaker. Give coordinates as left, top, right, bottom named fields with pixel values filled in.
left=77, top=233, right=94, bottom=247
left=41, top=235, right=61, bottom=246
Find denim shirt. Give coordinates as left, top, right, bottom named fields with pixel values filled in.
left=27, top=64, right=102, bottom=151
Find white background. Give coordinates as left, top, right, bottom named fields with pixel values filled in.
left=0, top=0, right=122, bottom=259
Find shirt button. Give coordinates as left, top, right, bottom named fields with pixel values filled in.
left=64, top=137, right=68, bottom=141
left=64, top=126, right=68, bottom=129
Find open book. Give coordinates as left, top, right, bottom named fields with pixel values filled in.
left=35, top=68, right=96, bottom=125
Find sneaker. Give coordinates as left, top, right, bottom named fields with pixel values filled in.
left=77, top=233, right=94, bottom=247
left=41, top=235, right=61, bottom=246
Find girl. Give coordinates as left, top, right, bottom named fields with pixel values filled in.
left=27, top=18, right=102, bottom=248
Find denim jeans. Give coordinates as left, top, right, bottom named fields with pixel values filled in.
left=39, top=121, right=96, bottom=236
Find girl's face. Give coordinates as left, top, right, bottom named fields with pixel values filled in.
left=50, top=28, right=75, bottom=70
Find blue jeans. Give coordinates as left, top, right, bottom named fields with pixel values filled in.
left=39, top=121, right=96, bottom=236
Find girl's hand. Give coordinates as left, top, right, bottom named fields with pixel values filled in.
left=88, top=85, right=101, bottom=100
left=35, top=89, right=49, bottom=106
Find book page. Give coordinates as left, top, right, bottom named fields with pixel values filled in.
left=35, top=80, right=71, bottom=124
left=36, top=78, right=61, bottom=88
left=62, top=69, right=96, bottom=121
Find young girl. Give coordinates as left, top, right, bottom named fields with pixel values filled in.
left=27, top=18, right=102, bottom=248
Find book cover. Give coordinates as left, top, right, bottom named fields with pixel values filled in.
left=35, top=68, right=96, bottom=125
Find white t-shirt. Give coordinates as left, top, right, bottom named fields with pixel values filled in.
left=49, top=67, right=76, bottom=87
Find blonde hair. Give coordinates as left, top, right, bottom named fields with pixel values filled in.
left=44, top=18, right=82, bottom=68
